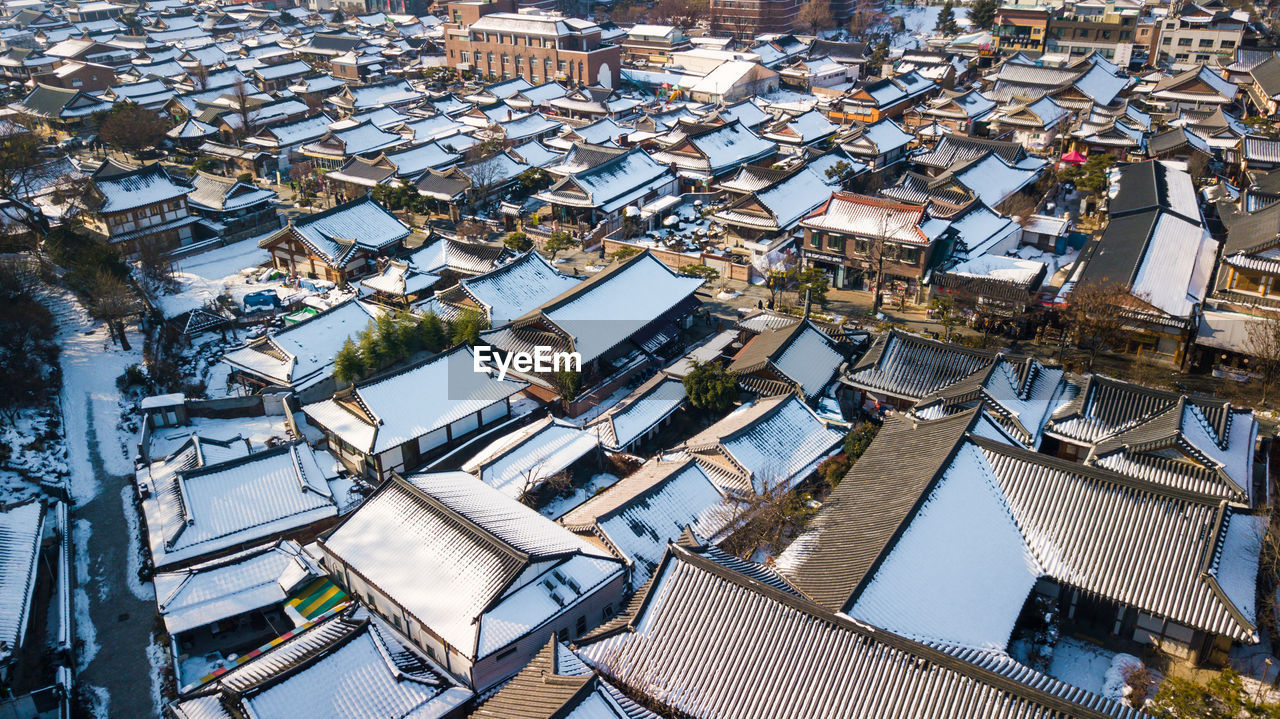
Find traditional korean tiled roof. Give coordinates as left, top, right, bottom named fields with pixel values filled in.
left=578, top=538, right=1147, bottom=719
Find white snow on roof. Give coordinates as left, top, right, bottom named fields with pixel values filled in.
left=147, top=443, right=340, bottom=569
left=720, top=395, right=844, bottom=493
left=594, top=463, right=727, bottom=588
left=855, top=118, right=913, bottom=152
left=597, top=376, right=686, bottom=450
left=541, top=254, right=703, bottom=365
left=690, top=121, right=776, bottom=174
left=155, top=540, right=314, bottom=636
left=1131, top=211, right=1217, bottom=319
left=461, top=418, right=598, bottom=501
left=242, top=612, right=471, bottom=718
left=321, top=472, right=621, bottom=660
left=850, top=443, right=1040, bottom=650
left=458, top=250, right=581, bottom=327
left=948, top=254, right=1045, bottom=285
left=1212, top=512, right=1266, bottom=626
left=221, top=300, right=379, bottom=389
left=953, top=153, right=1042, bottom=208
left=303, top=347, right=526, bottom=454
left=0, top=501, right=43, bottom=656
left=773, top=323, right=843, bottom=398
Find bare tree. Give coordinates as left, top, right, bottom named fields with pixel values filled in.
left=1064, top=281, right=1136, bottom=371
left=798, top=0, right=835, bottom=34
left=1244, top=313, right=1280, bottom=404
left=191, top=63, right=209, bottom=91
left=847, top=0, right=885, bottom=39
left=136, top=237, right=179, bottom=294
left=0, top=120, right=92, bottom=242
left=85, top=269, right=141, bottom=350
left=465, top=156, right=503, bottom=211
left=230, top=79, right=258, bottom=142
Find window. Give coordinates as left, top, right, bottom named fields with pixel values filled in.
left=494, top=645, right=519, bottom=660
left=826, top=235, right=844, bottom=252
left=575, top=615, right=587, bottom=636
left=1199, top=38, right=1214, bottom=47
left=809, top=231, right=822, bottom=248
left=1177, top=37, right=1192, bottom=46
left=1221, top=39, right=1236, bottom=48
left=900, top=246, right=920, bottom=265
left=558, top=60, right=566, bottom=73
left=1175, top=52, right=1189, bottom=60
left=602, top=604, right=614, bottom=621
left=854, top=238, right=868, bottom=255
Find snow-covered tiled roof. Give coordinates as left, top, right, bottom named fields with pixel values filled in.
left=0, top=500, right=44, bottom=659
left=446, top=250, right=581, bottom=327
left=155, top=539, right=316, bottom=636
left=220, top=300, right=380, bottom=389
left=461, top=417, right=598, bottom=501
left=144, top=442, right=341, bottom=569
left=319, top=472, right=623, bottom=662
left=94, top=162, right=191, bottom=213
left=302, top=346, right=526, bottom=455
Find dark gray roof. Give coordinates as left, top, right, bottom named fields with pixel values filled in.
left=775, top=409, right=978, bottom=610
left=911, top=134, right=1026, bottom=170
left=844, top=329, right=999, bottom=402
left=577, top=539, right=1145, bottom=719
left=1249, top=55, right=1280, bottom=97
left=473, top=637, right=657, bottom=719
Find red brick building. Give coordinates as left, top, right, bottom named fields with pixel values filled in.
left=710, top=0, right=801, bottom=40
left=442, top=0, right=621, bottom=88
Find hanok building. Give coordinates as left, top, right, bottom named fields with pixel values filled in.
left=778, top=408, right=1266, bottom=667
left=712, top=165, right=835, bottom=260
left=316, top=471, right=627, bottom=690
left=136, top=440, right=348, bottom=571
left=185, top=172, right=280, bottom=244
left=679, top=393, right=844, bottom=497
left=834, top=117, right=915, bottom=170
left=1072, top=161, right=1217, bottom=365
left=480, top=251, right=703, bottom=411
left=169, top=607, right=473, bottom=716
left=84, top=161, right=203, bottom=257
left=843, top=328, right=1001, bottom=412
left=220, top=299, right=381, bottom=400
left=726, top=318, right=845, bottom=401
left=302, top=346, right=527, bottom=481
left=575, top=535, right=1151, bottom=719
left=560, top=458, right=730, bottom=589
left=1040, top=374, right=1264, bottom=506
left=1148, top=64, right=1240, bottom=113
left=646, top=119, right=778, bottom=191
left=9, top=82, right=112, bottom=132
left=426, top=249, right=581, bottom=326
left=259, top=196, right=410, bottom=283
left=799, top=192, right=951, bottom=299
left=535, top=145, right=675, bottom=231
left=828, top=71, right=937, bottom=124
left=460, top=416, right=600, bottom=502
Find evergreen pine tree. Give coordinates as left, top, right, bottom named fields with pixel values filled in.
left=968, top=0, right=998, bottom=30
left=334, top=338, right=365, bottom=384
left=935, top=1, right=959, bottom=35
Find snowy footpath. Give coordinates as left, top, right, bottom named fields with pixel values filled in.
left=40, top=282, right=169, bottom=718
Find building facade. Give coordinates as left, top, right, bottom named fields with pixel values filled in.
left=442, top=1, right=621, bottom=88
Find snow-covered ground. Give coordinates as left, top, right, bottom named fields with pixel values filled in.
left=1047, top=637, right=1116, bottom=695
left=886, top=3, right=972, bottom=50
left=0, top=408, right=66, bottom=503
left=539, top=472, right=620, bottom=519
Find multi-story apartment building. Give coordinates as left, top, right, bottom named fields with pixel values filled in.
left=710, top=0, right=801, bottom=41
left=1150, top=1, right=1245, bottom=66
left=442, top=0, right=621, bottom=88
left=1045, top=0, right=1140, bottom=65
left=993, top=5, right=1050, bottom=53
